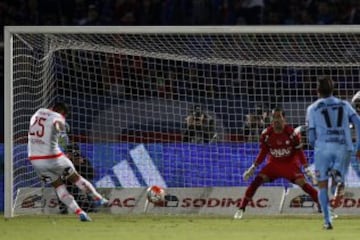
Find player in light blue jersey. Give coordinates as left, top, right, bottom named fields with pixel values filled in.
left=346, top=91, right=360, bottom=178
left=306, top=78, right=360, bottom=230
left=338, top=91, right=360, bottom=193
left=325, top=91, right=360, bottom=218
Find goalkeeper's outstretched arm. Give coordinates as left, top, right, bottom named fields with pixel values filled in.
left=243, top=146, right=267, bottom=181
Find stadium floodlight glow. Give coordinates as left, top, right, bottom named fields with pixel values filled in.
left=4, top=25, right=360, bottom=218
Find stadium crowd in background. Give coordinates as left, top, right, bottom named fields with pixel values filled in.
left=183, top=105, right=217, bottom=143
left=243, top=104, right=271, bottom=141
left=1, top=0, right=360, bottom=29
left=2, top=0, right=360, bottom=140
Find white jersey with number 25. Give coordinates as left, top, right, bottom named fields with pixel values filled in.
left=28, top=108, right=65, bottom=159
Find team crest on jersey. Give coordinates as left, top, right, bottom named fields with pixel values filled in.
left=270, top=148, right=291, bottom=157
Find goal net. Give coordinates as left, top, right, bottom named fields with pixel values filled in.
left=4, top=26, right=360, bottom=217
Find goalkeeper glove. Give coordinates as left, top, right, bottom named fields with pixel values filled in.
left=243, top=164, right=256, bottom=181
left=304, top=166, right=317, bottom=185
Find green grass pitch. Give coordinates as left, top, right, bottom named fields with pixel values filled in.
left=1, top=214, right=359, bottom=240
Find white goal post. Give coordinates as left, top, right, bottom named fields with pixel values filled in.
left=4, top=26, right=360, bottom=218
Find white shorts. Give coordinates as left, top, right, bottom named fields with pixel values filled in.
left=30, top=155, right=77, bottom=183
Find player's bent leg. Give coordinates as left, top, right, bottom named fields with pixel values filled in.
left=294, top=177, right=320, bottom=212
left=350, top=157, right=360, bottom=178
left=333, top=182, right=345, bottom=208
left=53, top=182, right=90, bottom=221
left=330, top=207, right=338, bottom=220
left=329, top=169, right=345, bottom=208
left=68, top=173, right=109, bottom=207
left=234, top=175, right=267, bottom=220
left=53, top=179, right=80, bottom=214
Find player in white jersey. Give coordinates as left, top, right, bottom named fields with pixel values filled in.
left=28, top=102, right=108, bottom=221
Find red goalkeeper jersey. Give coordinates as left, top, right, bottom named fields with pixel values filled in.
left=254, top=124, right=307, bottom=166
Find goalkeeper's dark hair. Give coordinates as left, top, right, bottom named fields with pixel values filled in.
left=271, top=106, right=285, bottom=117
left=317, top=77, right=334, bottom=97
left=52, top=102, right=69, bottom=115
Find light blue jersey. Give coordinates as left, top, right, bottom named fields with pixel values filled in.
left=307, top=97, right=356, bottom=151
left=346, top=91, right=360, bottom=180
left=306, top=96, right=358, bottom=181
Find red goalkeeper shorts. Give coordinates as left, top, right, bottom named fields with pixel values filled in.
left=259, top=160, right=304, bottom=182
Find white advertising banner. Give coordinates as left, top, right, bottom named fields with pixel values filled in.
left=14, top=187, right=113, bottom=215
left=107, top=187, right=287, bottom=215
left=14, top=187, right=58, bottom=215
left=282, top=187, right=360, bottom=215
left=280, top=188, right=319, bottom=214
left=14, top=187, right=285, bottom=216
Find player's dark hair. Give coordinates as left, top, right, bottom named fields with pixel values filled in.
left=272, top=106, right=285, bottom=117
left=52, top=102, right=69, bottom=115
left=317, top=77, right=334, bottom=97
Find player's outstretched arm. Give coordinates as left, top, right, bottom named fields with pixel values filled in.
left=54, top=120, right=66, bottom=132
left=243, top=147, right=266, bottom=181
left=350, top=114, right=360, bottom=160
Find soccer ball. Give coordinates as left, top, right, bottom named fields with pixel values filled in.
left=146, top=185, right=165, bottom=203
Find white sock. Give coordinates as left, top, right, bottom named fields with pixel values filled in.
left=56, top=184, right=82, bottom=214
left=75, top=176, right=102, bottom=201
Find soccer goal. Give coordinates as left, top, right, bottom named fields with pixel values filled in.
left=4, top=26, right=360, bottom=218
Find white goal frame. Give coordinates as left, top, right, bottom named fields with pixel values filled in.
left=4, top=25, right=360, bottom=218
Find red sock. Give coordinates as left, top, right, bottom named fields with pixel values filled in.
left=302, top=182, right=319, bottom=204
left=240, top=176, right=263, bottom=209
left=74, top=208, right=82, bottom=215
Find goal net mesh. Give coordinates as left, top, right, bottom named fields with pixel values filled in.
left=10, top=29, right=360, bottom=203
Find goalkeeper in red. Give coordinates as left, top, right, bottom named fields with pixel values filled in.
left=28, top=102, right=109, bottom=221
left=234, top=107, right=319, bottom=219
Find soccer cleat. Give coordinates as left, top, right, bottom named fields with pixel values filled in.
left=330, top=208, right=338, bottom=220
left=323, top=223, right=333, bottom=230
left=79, top=212, right=92, bottom=222
left=333, top=182, right=345, bottom=208
left=95, top=198, right=109, bottom=207
left=233, top=208, right=244, bottom=219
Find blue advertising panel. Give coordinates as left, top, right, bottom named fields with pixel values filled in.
left=80, top=143, right=292, bottom=187
left=3, top=143, right=360, bottom=212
